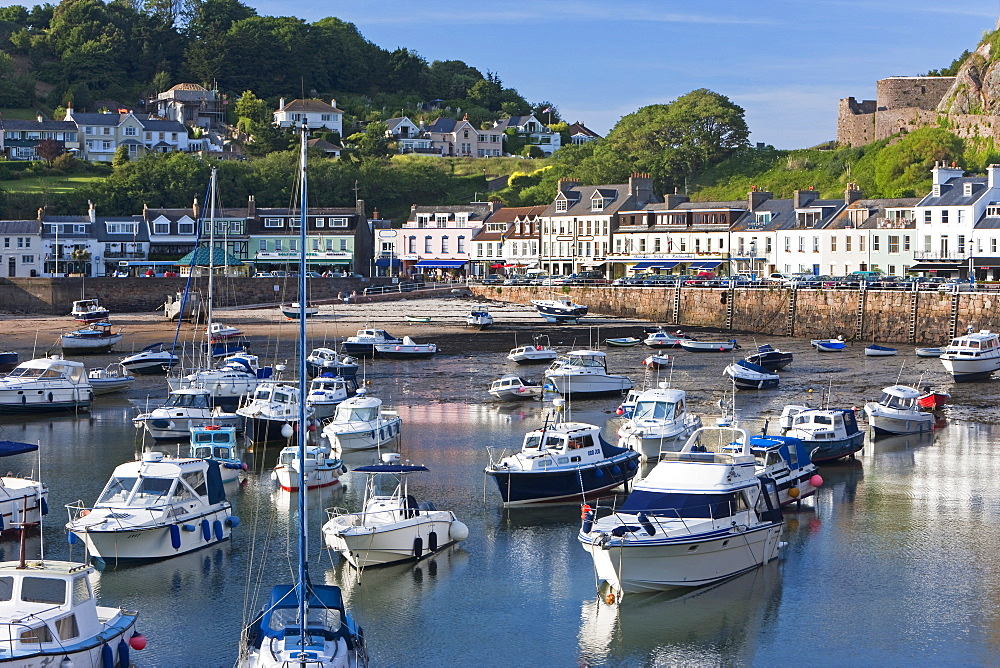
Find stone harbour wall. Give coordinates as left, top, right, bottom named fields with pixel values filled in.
left=472, top=285, right=1000, bottom=344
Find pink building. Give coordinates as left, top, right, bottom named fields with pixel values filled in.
left=397, top=202, right=501, bottom=276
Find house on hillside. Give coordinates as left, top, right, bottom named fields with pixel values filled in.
left=385, top=117, right=437, bottom=154
left=424, top=117, right=502, bottom=157
left=65, top=106, right=191, bottom=161
left=0, top=118, right=79, bottom=160
left=274, top=98, right=343, bottom=135
left=494, top=114, right=562, bottom=155
left=567, top=121, right=601, bottom=145
left=152, top=83, right=224, bottom=130
left=307, top=138, right=342, bottom=157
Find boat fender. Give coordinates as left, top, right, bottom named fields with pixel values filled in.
left=169, top=524, right=181, bottom=550
left=788, top=487, right=800, bottom=499
left=582, top=508, right=595, bottom=535
left=201, top=519, right=211, bottom=541
left=612, top=465, right=621, bottom=475
left=428, top=531, right=438, bottom=552
left=40, top=497, right=48, bottom=515
left=270, top=471, right=277, bottom=481
left=413, top=536, right=423, bottom=558
left=341, top=465, right=349, bottom=475
left=627, top=460, right=637, bottom=470
left=810, top=474, right=824, bottom=487
left=67, top=531, right=78, bottom=545
left=182, top=524, right=197, bottom=532
left=637, top=513, right=656, bottom=536
left=101, top=642, right=114, bottom=668
left=594, top=468, right=604, bottom=478
left=214, top=520, right=224, bottom=540
left=117, top=638, right=130, bottom=668
left=128, top=632, right=147, bottom=650
left=226, top=516, right=240, bottom=528
left=449, top=520, right=469, bottom=542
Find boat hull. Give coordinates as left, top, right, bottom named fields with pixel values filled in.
left=546, top=374, right=633, bottom=396
left=744, top=352, right=793, bottom=370
left=325, top=417, right=402, bottom=452
left=135, top=412, right=242, bottom=441
left=324, top=513, right=460, bottom=568
left=274, top=465, right=342, bottom=492
left=60, top=334, right=123, bottom=354
left=489, top=386, right=542, bottom=401
left=679, top=341, right=737, bottom=352
left=508, top=351, right=558, bottom=364
left=865, top=409, right=935, bottom=436
left=88, top=376, right=135, bottom=395
left=244, top=416, right=298, bottom=444
left=121, top=353, right=178, bottom=374
left=1, top=611, right=137, bottom=668
left=486, top=451, right=639, bottom=506
left=0, top=386, right=92, bottom=413
left=619, top=423, right=700, bottom=462
left=915, top=348, right=943, bottom=358
left=373, top=347, right=437, bottom=359
left=940, top=356, right=1000, bottom=382
left=728, top=374, right=779, bottom=390
left=281, top=307, right=319, bottom=319
left=69, top=507, right=233, bottom=565
left=807, top=432, right=865, bottom=463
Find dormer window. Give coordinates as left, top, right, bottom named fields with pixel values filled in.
left=555, top=198, right=568, bottom=213
left=796, top=211, right=821, bottom=228
left=755, top=212, right=771, bottom=224
left=933, top=184, right=941, bottom=197
left=455, top=213, right=468, bottom=225
left=435, top=214, right=449, bottom=227
left=964, top=182, right=973, bottom=197
left=591, top=195, right=605, bottom=211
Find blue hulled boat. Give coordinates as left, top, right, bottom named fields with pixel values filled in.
left=779, top=405, right=865, bottom=462
left=744, top=344, right=793, bottom=370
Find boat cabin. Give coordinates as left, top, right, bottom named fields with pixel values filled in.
left=163, top=389, right=213, bottom=410
left=875, top=385, right=921, bottom=410
left=189, top=425, right=238, bottom=461
left=944, top=330, right=999, bottom=357
left=276, top=444, right=334, bottom=470
left=309, top=375, right=358, bottom=396
left=95, top=453, right=225, bottom=509
left=512, top=423, right=607, bottom=470
left=632, top=391, right=685, bottom=422
left=559, top=350, right=608, bottom=369
left=5, top=357, right=86, bottom=382
left=780, top=406, right=858, bottom=440
left=332, top=396, right=380, bottom=422
left=354, top=329, right=395, bottom=341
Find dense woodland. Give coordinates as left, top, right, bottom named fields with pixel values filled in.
left=0, top=1, right=995, bottom=221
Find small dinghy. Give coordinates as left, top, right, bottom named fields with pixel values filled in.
left=406, top=315, right=432, bottom=323
left=374, top=335, right=438, bottom=359
left=466, top=309, right=494, bottom=329
left=724, top=359, right=779, bottom=390
left=488, top=374, right=542, bottom=401
left=744, top=344, right=793, bottom=371
left=87, top=365, right=135, bottom=395
left=642, top=353, right=672, bottom=368
left=679, top=339, right=738, bottom=352
left=865, top=344, right=898, bottom=357
left=531, top=298, right=588, bottom=323
left=280, top=302, right=318, bottom=319
left=70, top=298, right=110, bottom=322
left=605, top=337, right=642, bottom=347
left=61, top=321, right=123, bottom=354
left=917, top=388, right=950, bottom=411
left=812, top=337, right=846, bottom=352
left=507, top=336, right=557, bottom=364
left=915, top=347, right=944, bottom=358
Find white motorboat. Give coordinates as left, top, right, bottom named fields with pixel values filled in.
left=915, top=347, right=944, bottom=358
left=272, top=443, right=345, bottom=492
left=678, top=338, right=738, bottom=352
left=306, top=348, right=359, bottom=378
left=616, top=389, right=642, bottom=418
left=70, top=298, right=110, bottom=322
left=507, top=336, right=558, bottom=364
left=642, top=353, right=672, bottom=369
left=544, top=350, right=633, bottom=396
left=643, top=330, right=693, bottom=348
left=466, top=309, right=493, bottom=329
left=307, top=374, right=359, bottom=421
left=485, top=402, right=641, bottom=506
left=120, top=342, right=179, bottom=374
left=208, top=322, right=243, bottom=341
left=87, top=365, right=135, bottom=394
left=373, top=336, right=437, bottom=359
left=743, top=344, right=793, bottom=371
left=60, top=321, right=123, bottom=354
left=65, top=451, right=236, bottom=566
left=780, top=406, right=865, bottom=463
left=133, top=388, right=242, bottom=441
left=723, top=360, right=779, bottom=390
left=0, top=559, right=140, bottom=666
left=189, top=424, right=245, bottom=485
left=238, top=381, right=313, bottom=444
left=280, top=302, right=319, bottom=319
left=749, top=434, right=821, bottom=506
left=342, top=328, right=402, bottom=358
left=579, top=426, right=784, bottom=597
left=811, top=337, right=846, bottom=351
left=320, top=389, right=402, bottom=453
left=323, top=458, right=468, bottom=567
left=939, top=329, right=1000, bottom=382
left=864, top=385, right=936, bottom=436
left=488, top=374, right=542, bottom=401
left=616, top=384, right=702, bottom=460
left=167, top=353, right=274, bottom=412
left=0, top=440, right=48, bottom=533
left=0, top=356, right=92, bottom=414
left=531, top=298, right=588, bottom=322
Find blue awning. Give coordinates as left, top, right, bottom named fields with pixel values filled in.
left=697, top=261, right=723, bottom=269
left=631, top=261, right=656, bottom=270
left=632, top=260, right=678, bottom=270
left=415, top=259, right=466, bottom=269
left=375, top=258, right=401, bottom=268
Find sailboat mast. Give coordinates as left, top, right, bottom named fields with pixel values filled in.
left=296, top=122, right=309, bottom=646
left=206, top=168, right=217, bottom=364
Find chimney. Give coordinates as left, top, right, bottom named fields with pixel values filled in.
left=373, top=207, right=380, bottom=219
left=557, top=177, right=581, bottom=195
left=87, top=200, right=95, bottom=223
left=247, top=194, right=256, bottom=218
left=845, top=182, right=863, bottom=204
left=36, top=113, right=43, bottom=123
left=37, top=207, right=43, bottom=221
left=330, top=98, right=337, bottom=109
left=628, top=172, right=654, bottom=206
left=748, top=188, right=772, bottom=210
left=932, top=160, right=963, bottom=186
left=142, top=203, right=148, bottom=218
left=793, top=189, right=819, bottom=209
left=65, top=103, right=73, bottom=118
left=192, top=197, right=199, bottom=219
left=664, top=194, right=689, bottom=208
left=279, top=97, right=286, bottom=110
left=988, top=164, right=1000, bottom=190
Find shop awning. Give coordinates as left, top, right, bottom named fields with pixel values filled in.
left=490, top=263, right=505, bottom=268
left=415, top=259, right=466, bottom=269
left=690, top=261, right=723, bottom=270
left=909, top=262, right=964, bottom=271
left=374, top=258, right=401, bottom=268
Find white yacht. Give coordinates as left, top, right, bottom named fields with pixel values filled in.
left=616, top=384, right=702, bottom=460
left=306, top=375, right=358, bottom=421
left=939, top=329, right=1000, bottom=382
left=60, top=321, right=123, bottom=354
left=323, top=458, right=468, bottom=568
left=120, top=342, right=179, bottom=374
left=167, top=353, right=274, bottom=411
left=488, top=374, right=542, bottom=401
left=544, top=350, right=633, bottom=396
left=133, top=388, right=242, bottom=441
left=306, top=348, right=359, bottom=378
left=466, top=309, right=494, bottom=330
left=237, top=381, right=312, bottom=444
left=342, top=328, right=402, bottom=358
left=507, top=339, right=558, bottom=364
left=273, top=444, right=345, bottom=492
left=0, top=441, right=48, bottom=534
left=0, top=356, right=92, bottom=414
left=70, top=298, right=110, bottom=322
left=864, top=385, right=935, bottom=436
left=320, top=389, right=402, bottom=453
left=65, top=451, right=236, bottom=565
left=579, top=426, right=784, bottom=597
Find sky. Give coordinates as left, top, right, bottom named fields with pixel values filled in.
left=243, top=0, right=997, bottom=149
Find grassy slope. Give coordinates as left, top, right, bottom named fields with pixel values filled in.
left=0, top=175, right=104, bottom=193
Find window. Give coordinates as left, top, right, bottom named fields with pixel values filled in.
left=178, top=221, right=194, bottom=235
left=73, top=225, right=86, bottom=234
left=455, top=213, right=468, bottom=225
left=694, top=238, right=701, bottom=253
left=21, top=255, right=33, bottom=264
left=872, top=236, right=880, bottom=251
left=924, top=235, right=932, bottom=252
left=106, top=222, right=138, bottom=235
left=904, top=236, right=911, bottom=251
left=784, top=237, right=790, bottom=252
left=859, top=236, right=865, bottom=251
left=798, top=237, right=804, bottom=252
left=22, top=577, right=65, bottom=604
left=435, top=214, right=448, bottom=227
left=888, top=265, right=896, bottom=275
left=958, top=235, right=966, bottom=254
left=330, top=218, right=348, bottom=228
left=477, top=244, right=484, bottom=257
left=942, top=209, right=949, bottom=223
left=958, top=209, right=965, bottom=224
left=441, top=236, right=449, bottom=253
left=124, top=126, right=136, bottom=136
left=639, top=239, right=646, bottom=252
left=653, top=238, right=661, bottom=252
left=182, top=471, right=207, bottom=497
left=339, top=239, right=347, bottom=251
left=16, top=237, right=23, bottom=248
left=797, top=211, right=821, bottom=228
left=19, top=625, right=52, bottom=644
left=993, top=239, right=998, bottom=253
left=424, top=236, right=432, bottom=253
left=264, top=218, right=283, bottom=228
left=0, top=577, right=12, bottom=601
left=766, top=238, right=772, bottom=253
left=812, top=236, right=819, bottom=252
left=831, top=237, right=837, bottom=252
left=407, top=237, right=416, bottom=254
left=556, top=199, right=568, bottom=213
left=153, top=221, right=169, bottom=235
left=591, top=195, right=604, bottom=211
left=457, top=236, right=466, bottom=253
left=888, top=236, right=899, bottom=253
left=315, top=218, right=324, bottom=228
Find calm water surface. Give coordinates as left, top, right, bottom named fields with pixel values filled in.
left=1, top=337, right=999, bottom=666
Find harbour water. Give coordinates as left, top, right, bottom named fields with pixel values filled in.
left=1, top=336, right=999, bottom=665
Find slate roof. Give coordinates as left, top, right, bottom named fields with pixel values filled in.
left=68, top=112, right=124, bottom=126
left=93, top=217, right=149, bottom=242
left=307, top=138, right=342, bottom=152
left=0, top=220, right=40, bottom=234
left=826, top=198, right=919, bottom=230
left=568, top=122, right=601, bottom=139
left=141, top=117, right=186, bottom=132
left=279, top=99, right=343, bottom=114
left=0, top=120, right=77, bottom=132
left=484, top=205, right=547, bottom=224
left=545, top=183, right=657, bottom=217
left=408, top=203, right=495, bottom=223
left=917, top=177, right=989, bottom=207
left=425, top=117, right=458, bottom=133
left=731, top=197, right=846, bottom=232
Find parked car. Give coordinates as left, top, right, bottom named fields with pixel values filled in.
left=939, top=278, right=977, bottom=292
left=765, top=272, right=796, bottom=283
left=542, top=275, right=570, bottom=285
left=566, top=270, right=607, bottom=285
left=304, top=271, right=322, bottom=278
left=641, top=275, right=677, bottom=286
left=916, top=277, right=945, bottom=289
left=481, top=274, right=503, bottom=286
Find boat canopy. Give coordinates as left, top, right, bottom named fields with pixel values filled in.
left=620, top=490, right=746, bottom=519
left=353, top=465, right=429, bottom=473
left=257, top=584, right=346, bottom=642
left=0, top=441, right=37, bottom=457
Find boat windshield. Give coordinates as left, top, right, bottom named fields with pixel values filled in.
left=621, top=491, right=748, bottom=519
left=267, top=607, right=342, bottom=636
left=523, top=434, right=542, bottom=449
left=6, top=367, right=48, bottom=378
left=165, top=393, right=209, bottom=409
left=371, top=473, right=402, bottom=497
left=795, top=413, right=831, bottom=426
left=131, top=477, right=176, bottom=506
left=193, top=445, right=232, bottom=460
left=335, top=406, right=377, bottom=422
left=97, top=476, right=139, bottom=504
left=633, top=400, right=678, bottom=421
left=194, top=431, right=231, bottom=444
left=880, top=392, right=914, bottom=409
left=273, top=391, right=292, bottom=404
left=251, top=388, right=271, bottom=401
left=565, top=357, right=603, bottom=368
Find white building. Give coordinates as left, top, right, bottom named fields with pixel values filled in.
left=274, top=98, right=343, bottom=135
left=0, top=220, right=42, bottom=277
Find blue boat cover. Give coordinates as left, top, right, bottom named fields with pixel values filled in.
left=735, top=359, right=773, bottom=375
left=756, top=344, right=775, bottom=353
left=260, top=584, right=345, bottom=639
left=0, top=441, right=37, bottom=457
left=750, top=434, right=811, bottom=468
left=867, top=345, right=897, bottom=351
left=353, top=465, right=429, bottom=473
left=204, top=459, right=226, bottom=504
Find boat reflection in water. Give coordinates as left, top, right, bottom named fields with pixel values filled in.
left=577, top=562, right=782, bottom=665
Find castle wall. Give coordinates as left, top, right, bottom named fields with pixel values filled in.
left=836, top=98, right=876, bottom=146
left=875, top=77, right=955, bottom=112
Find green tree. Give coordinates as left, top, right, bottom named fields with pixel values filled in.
left=873, top=127, right=964, bottom=196
left=151, top=69, right=171, bottom=93
left=112, top=145, right=130, bottom=168
left=343, top=121, right=393, bottom=162
left=232, top=90, right=269, bottom=127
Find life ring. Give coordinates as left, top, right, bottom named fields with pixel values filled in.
left=205, top=425, right=220, bottom=430
left=581, top=503, right=592, bottom=519
left=536, top=345, right=543, bottom=350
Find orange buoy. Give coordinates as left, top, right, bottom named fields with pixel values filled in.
left=605, top=591, right=616, bottom=605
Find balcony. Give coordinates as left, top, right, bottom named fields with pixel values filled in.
left=103, top=251, right=146, bottom=259
left=912, top=251, right=967, bottom=261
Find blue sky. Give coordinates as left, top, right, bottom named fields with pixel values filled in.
left=245, top=0, right=996, bottom=149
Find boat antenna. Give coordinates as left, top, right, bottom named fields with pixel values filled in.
left=895, top=362, right=905, bottom=387
left=826, top=377, right=833, bottom=409
left=36, top=440, right=43, bottom=562
left=295, top=121, right=310, bottom=650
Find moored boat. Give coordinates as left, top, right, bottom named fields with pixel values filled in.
left=272, top=443, right=344, bottom=492
left=643, top=330, right=693, bottom=348
left=86, top=365, right=135, bottom=394
left=405, top=315, right=431, bottom=323
left=642, top=353, right=672, bottom=368
left=544, top=350, right=633, bottom=396
left=679, top=338, right=738, bottom=352
left=70, top=298, right=110, bottom=322
left=865, top=344, right=898, bottom=357
left=133, top=387, right=242, bottom=441
left=320, top=389, right=402, bottom=453
left=530, top=298, right=587, bottom=323
left=616, top=384, right=702, bottom=460
left=915, top=347, right=944, bottom=358
left=60, top=321, right=122, bottom=354
left=749, top=434, right=822, bottom=506
left=237, top=381, right=312, bottom=444
left=373, top=336, right=437, bottom=359
left=488, top=374, right=542, bottom=401
left=280, top=302, right=319, bottom=319
left=724, top=359, right=779, bottom=390
left=0, top=440, right=48, bottom=533
left=342, top=328, right=402, bottom=358
left=466, top=309, right=493, bottom=329
left=917, top=388, right=950, bottom=411
left=744, top=344, right=793, bottom=371
left=306, top=374, right=358, bottom=421
left=780, top=405, right=864, bottom=462
left=120, top=342, right=179, bottom=374
left=0, top=356, right=92, bottom=413
left=811, top=337, right=846, bottom=352
left=939, top=329, right=1000, bottom=382
left=863, top=385, right=935, bottom=436
left=507, top=336, right=557, bottom=364
left=605, top=337, right=642, bottom=347
left=208, top=322, right=243, bottom=341
left=189, top=424, right=245, bottom=485
left=306, top=348, right=358, bottom=379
